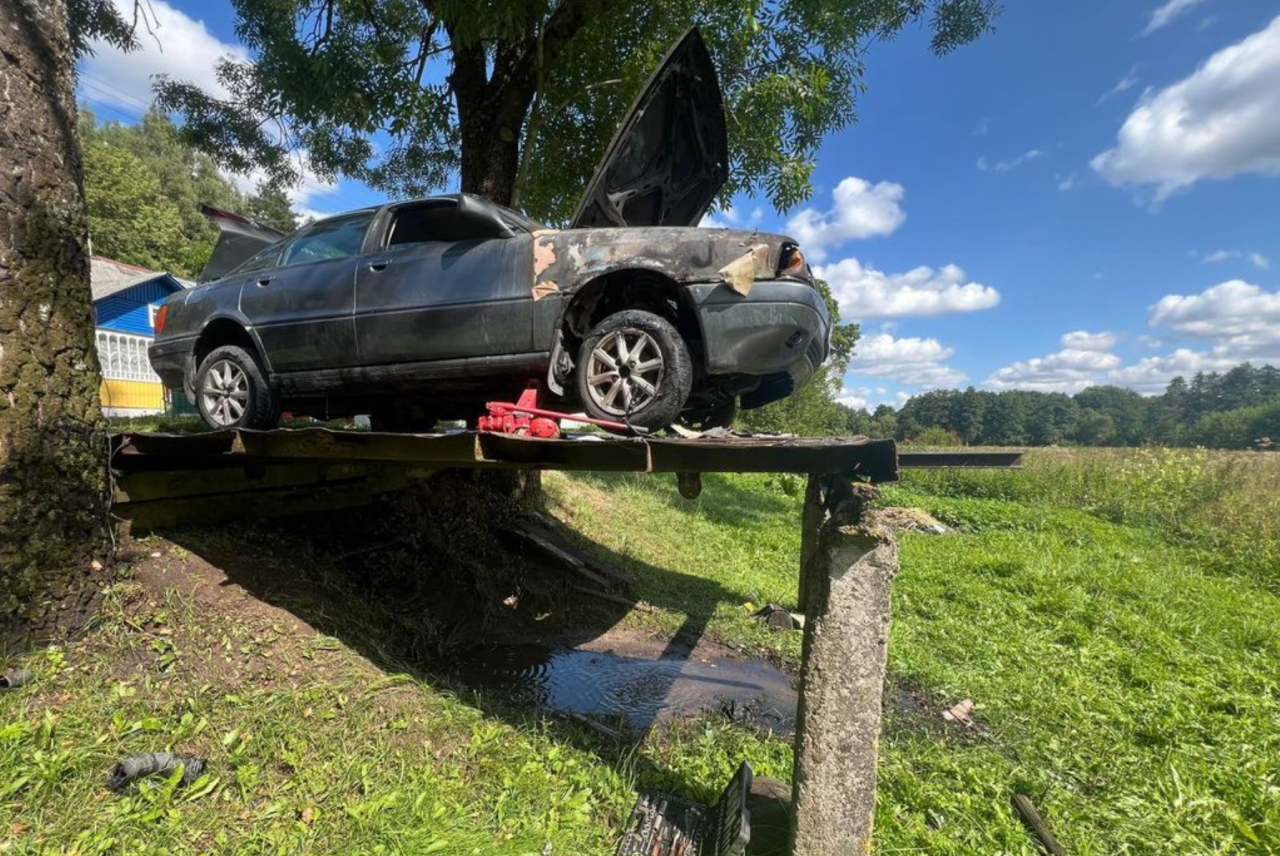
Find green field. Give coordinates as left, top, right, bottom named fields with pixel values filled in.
left=2, top=448, right=1278, bottom=853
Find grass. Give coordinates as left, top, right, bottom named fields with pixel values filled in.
left=3, top=448, right=1280, bottom=853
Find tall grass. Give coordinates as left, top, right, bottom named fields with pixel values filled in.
left=897, top=447, right=1280, bottom=588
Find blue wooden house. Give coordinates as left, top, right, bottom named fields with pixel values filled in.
left=91, top=256, right=192, bottom=415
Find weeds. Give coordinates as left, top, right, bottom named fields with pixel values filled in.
left=2, top=450, right=1278, bottom=853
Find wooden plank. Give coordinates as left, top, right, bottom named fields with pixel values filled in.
left=504, top=517, right=636, bottom=589
left=115, top=461, right=373, bottom=502
left=118, top=479, right=379, bottom=530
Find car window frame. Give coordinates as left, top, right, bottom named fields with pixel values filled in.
left=279, top=211, right=377, bottom=270
left=224, top=242, right=284, bottom=277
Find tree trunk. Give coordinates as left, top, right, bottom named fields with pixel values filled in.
left=450, top=41, right=530, bottom=206
left=0, top=0, right=109, bottom=637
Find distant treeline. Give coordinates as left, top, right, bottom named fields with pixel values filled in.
left=847, top=363, right=1280, bottom=449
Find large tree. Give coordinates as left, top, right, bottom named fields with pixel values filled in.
left=0, top=0, right=111, bottom=631
left=138, top=0, right=999, bottom=217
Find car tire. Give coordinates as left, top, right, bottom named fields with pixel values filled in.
left=576, top=309, right=693, bottom=431
left=195, top=344, right=279, bottom=430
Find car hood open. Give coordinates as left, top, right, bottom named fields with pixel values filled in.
left=569, top=28, right=728, bottom=230
left=196, top=205, right=287, bottom=283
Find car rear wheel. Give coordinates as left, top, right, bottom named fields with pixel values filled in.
left=576, top=309, right=692, bottom=431
left=195, top=345, right=278, bottom=430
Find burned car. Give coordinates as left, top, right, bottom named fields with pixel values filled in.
left=149, top=30, right=830, bottom=432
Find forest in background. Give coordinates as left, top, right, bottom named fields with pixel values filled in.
left=868, top=364, right=1280, bottom=450
left=79, top=108, right=299, bottom=279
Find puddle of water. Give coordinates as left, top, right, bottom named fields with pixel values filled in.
left=458, top=644, right=797, bottom=733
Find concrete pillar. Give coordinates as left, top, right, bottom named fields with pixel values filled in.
left=790, top=475, right=898, bottom=856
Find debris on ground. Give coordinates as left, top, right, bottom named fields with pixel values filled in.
left=752, top=603, right=803, bottom=631
left=504, top=514, right=636, bottom=591
left=1012, top=793, right=1068, bottom=856
left=941, top=698, right=976, bottom=728
left=873, top=507, right=950, bottom=535
left=106, top=752, right=207, bottom=792
left=0, top=668, right=33, bottom=689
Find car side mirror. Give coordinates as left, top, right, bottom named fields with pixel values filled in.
left=455, top=194, right=516, bottom=240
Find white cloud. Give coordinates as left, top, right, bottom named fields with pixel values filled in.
left=985, top=330, right=1122, bottom=393
left=1108, top=348, right=1240, bottom=392
left=984, top=281, right=1280, bottom=397
left=1057, top=173, right=1077, bottom=192
left=785, top=177, right=906, bottom=261
left=1202, top=249, right=1270, bottom=270
left=836, top=385, right=911, bottom=411
left=79, top=0, right=248, bottom=112
left=1142, top=0, right=1212, bottom=36
left=986, top=349, right=1121, bottom=393
left=973, top=118, right=990, bottom=137
left=977, top=149, right=1045, bottom=173
left=1148, top=279, right=1280, bottom=355
left=1097, top=70, right=1140, bottom=104
left=1093, top=15, right=1280, bottom=200
left=837, top=388, right=869, bottom=410
left=849, top=333, right=966, bottom=388
left=816, top=257, right=1000, bottom=320
left=1062, top=330, right=1117, bottom=352
left=223, top=152, right=342, bottom=222
left=1106, top=280, right=1280, bottom=392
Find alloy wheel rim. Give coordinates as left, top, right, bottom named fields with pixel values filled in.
left=586, top=328, right=665, bottom=416
left=201, top=360, right=250, bottom=427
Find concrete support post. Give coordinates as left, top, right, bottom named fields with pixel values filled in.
left=796, top=475, right=826, bottom=614
left=789, top=474, right=898, bottom=856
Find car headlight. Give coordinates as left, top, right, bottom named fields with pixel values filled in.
left=778, top=244, right=809, bottom=279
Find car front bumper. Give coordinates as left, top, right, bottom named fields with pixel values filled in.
left=685, top=279, right=831, bottom=387
left=148, top=338, right=196, bottom=402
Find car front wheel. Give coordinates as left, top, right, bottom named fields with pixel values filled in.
left=576, top=309, right=693, bottom=431
left=195, top=344, right=279, bottom=430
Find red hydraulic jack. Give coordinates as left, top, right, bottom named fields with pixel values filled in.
left=477, top=383, right=645, bottom=439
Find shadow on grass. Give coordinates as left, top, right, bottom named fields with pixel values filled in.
left=159, top=471, right=755, bottom=802
left=567, top=470, right=804, bottom=530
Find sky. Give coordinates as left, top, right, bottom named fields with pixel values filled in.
left=77, top=1, right=1280, bottom=412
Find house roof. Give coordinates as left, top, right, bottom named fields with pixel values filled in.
left=90, top=256, right=185, bottom=301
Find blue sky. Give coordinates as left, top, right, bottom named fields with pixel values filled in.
left=79, top=1, right=1280, bottom=411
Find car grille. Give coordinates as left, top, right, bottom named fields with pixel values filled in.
left=807, top=337, right=824, bottom=367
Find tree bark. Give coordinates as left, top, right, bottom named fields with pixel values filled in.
left=0, top=0, right=109, bottom=636
left=446, top=0, right=624, bottom=205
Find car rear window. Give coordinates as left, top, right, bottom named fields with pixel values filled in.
left=282, top=213, right=373, bottom=267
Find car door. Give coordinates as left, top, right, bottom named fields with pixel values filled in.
left=239, top=212, right=373, bottom=373
left=354, top=198, right=533, bottom=366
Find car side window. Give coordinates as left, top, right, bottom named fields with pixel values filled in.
left=281, top=214, right=373, bottom=267
left=385, top=202, right=456, bottom=247
left=384, top=201, right=514, bottom=246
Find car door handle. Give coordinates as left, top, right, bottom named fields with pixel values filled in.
left=366, top=258, right=392, bottom=272
left=255, top=276, right=274, bottom=287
